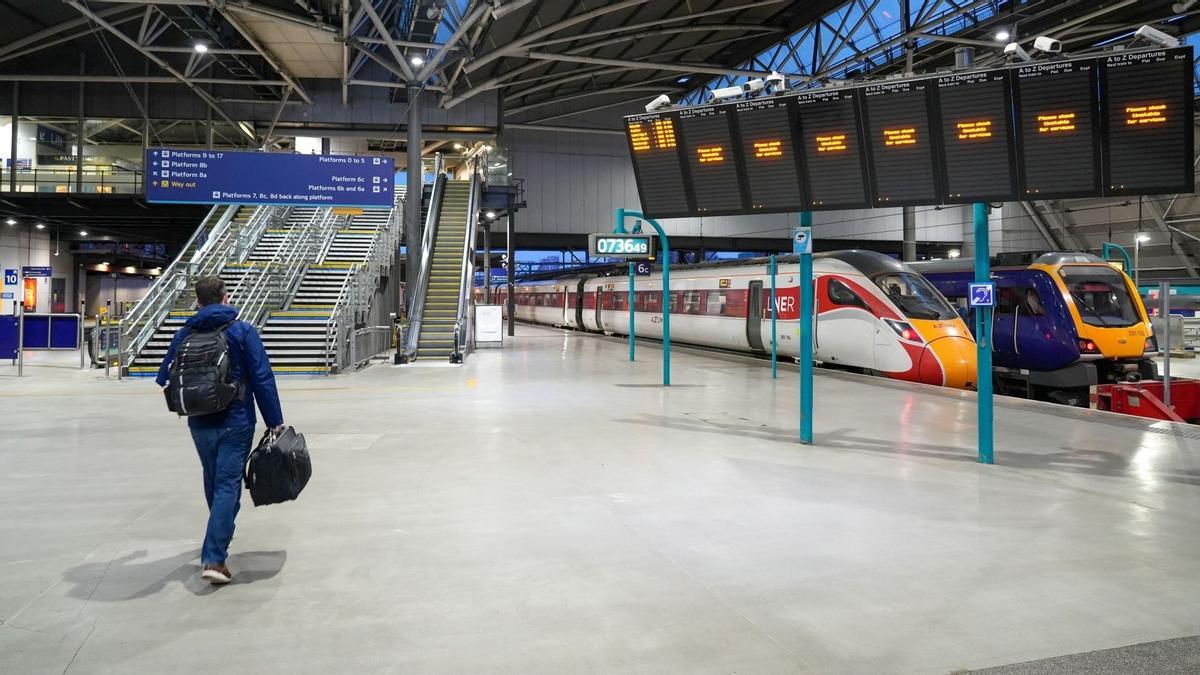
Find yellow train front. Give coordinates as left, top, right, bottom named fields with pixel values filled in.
left=919, top=252, right=1156, bottom=405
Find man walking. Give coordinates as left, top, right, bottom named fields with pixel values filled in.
left=157, top=276, right=283, bottom=585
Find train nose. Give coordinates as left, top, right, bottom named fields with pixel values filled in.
left=918, top=336, right=978, bottom=389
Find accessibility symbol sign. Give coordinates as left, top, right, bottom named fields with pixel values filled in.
left=792, top=226, right=812, bottom=255
left=969, top=282, right=995, bottom=307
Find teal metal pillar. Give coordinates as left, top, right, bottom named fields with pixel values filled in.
left=798, top=212, right=814, bottom=444
left=628, top=262, right=635, bottom=361
left=770, top=254, right=778, bottom=379
left=616, top=208, right=670, bottom=386
left=973, top=202, right=994, bottom=464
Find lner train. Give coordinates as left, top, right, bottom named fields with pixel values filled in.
left=914, top=251, right=1157, bottom=406
left=488, top=250, right=978, bottom=390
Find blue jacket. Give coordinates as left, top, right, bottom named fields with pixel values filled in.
left=156, top=304, right=284, bottom=429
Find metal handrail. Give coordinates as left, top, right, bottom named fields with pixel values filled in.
left=323, top=200, right=403, bottom=373
left=400, top=153, right=446, bottom=361
left=451, top=157, right=483, bottom=362
left=233, top=208, right=335, bottom=329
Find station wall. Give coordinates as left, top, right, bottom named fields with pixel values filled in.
left=0, top=228, right=77, bottom=315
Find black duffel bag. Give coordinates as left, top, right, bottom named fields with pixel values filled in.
left=244, top=426, right=311, bottom=507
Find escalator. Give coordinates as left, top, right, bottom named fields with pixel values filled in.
left=413, top=180, right=470, bottom=360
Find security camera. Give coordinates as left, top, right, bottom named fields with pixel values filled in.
left=742, top=78, right=765, bottom=94
left=1033, top=36, right=1061, bottom=53
left=1003, top=42, right=1032, bottom=62
left=1134, top=25, right=1180, bottom=48
left=709, top=85, right=744, bottom=102
left=644, top=94, right=671, bottom=112
left=765, top=71, right=787, bottom=92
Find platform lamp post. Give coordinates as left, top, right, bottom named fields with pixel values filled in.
left=615, top=208, right=670, bottom=386
left=1134, top=232, right=1151, bottom=291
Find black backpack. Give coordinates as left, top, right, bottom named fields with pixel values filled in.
left=244, top=426, right=312, bottom=506
left=164, top=320, right=243, bottom=417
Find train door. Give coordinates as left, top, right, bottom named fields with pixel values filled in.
left=990, top=277, right=1022, bottom=364
left=594, top=288, right=604, bottom=332
left=575, top=280, right=585, bottom=328
left=747, top=281, right=765, bottom=351
left=817, top=276, right=876, bottom=368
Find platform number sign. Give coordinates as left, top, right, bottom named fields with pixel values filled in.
left=969, top=282, right=995, bottom=307
left=792, top=226, right=813, bottom=255
left=633, top=261, right=652, bottom=276
left=3, top=269, right=16, bottom=285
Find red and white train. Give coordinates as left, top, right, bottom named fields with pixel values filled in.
left=483, top=250, right=978, bottom=390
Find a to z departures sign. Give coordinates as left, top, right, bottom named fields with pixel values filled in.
left=677, top=105, right=746, bottom=215
left=935, top=70, right=1018, bottom=203
left=862, top=79, right=942, bottom=206
left=625, top=112, right=691, bottom=219
left=1101, top=48, right=1194, bottom=195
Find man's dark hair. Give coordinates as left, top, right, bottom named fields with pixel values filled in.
left=195, top=276, right=227, bottom=307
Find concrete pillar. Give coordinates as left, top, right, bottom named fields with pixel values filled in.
left=405, top=85, right=423, bottom=292
left=321, top=137, right=331, bottom=155
left=76, top=52, right=85, bottom=194
left=506, top=213, right=515, bottom=337
left=902, top=207, right=916, bottom=261
left=9, top=81, right=17, bottom=192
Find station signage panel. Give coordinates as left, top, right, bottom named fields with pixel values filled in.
left=677, top=105, right=746, bottom=215
left=1013, top=58, right=1102, bottom=199
left=934, top=70, right=1018, bottom=203
left=144, top=148, right=396, bottom=207
left=795, top=89, right=871, bottom=210
left=625, top=112, right=692, bottom=219
left=1101, top=47, right=1194, bottom=196
left=734, top=97, right=806, bottom=212
left=622, top=46, right=1193, bottom=219
left=862, top=79, right=942, bottom=206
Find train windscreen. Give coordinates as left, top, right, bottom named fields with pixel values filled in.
left=874, top=272, right=958, bottom=320
left=1058, top=266, right=1140, bottom=327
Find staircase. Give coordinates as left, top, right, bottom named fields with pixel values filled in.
left=413, top=180, right=470, bottom=361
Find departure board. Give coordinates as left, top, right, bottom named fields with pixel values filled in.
left=733, top=97, right=806, bottom=212
left=862, top=80, right=941, bottom=206
left=624, top=112, right=692, bottom=219
left=795, top=89, right=870, bottom=210
left=677, top=105, right=746, bottom=215
left=1014, top=58, right=1101, bottom=198
left=1102, top=48, right=1194, bottom=195
left=935, top=70, right=1018, bottom=203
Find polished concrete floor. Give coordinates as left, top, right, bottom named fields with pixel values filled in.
left=2, top=326, right=1199, bottom=674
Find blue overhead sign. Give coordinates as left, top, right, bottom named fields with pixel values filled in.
left=144, top=148, right=395, bottom=207
left=22, top=266, right=52, bottom=278
left=969, top=282, right=995, bottom=307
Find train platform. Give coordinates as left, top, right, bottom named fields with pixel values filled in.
left=2, top=324, right=1199, bottom=674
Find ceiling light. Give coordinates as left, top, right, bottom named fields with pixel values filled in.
left=995, top=29, right=1011, bottom=41
left=4, top=218, right=13, bottom=226
left=485, top=211, right=496, bottom=220
left=1137, top=233, right=1152, bottom=243
left=101, top=261, right=110, bottom=266
left=410, top=55, right=424, bottom=67
left=35, top=222, right=44, bottom=229
left=79, top=230, right=88, bottom=236
left=948, top=249, right=961, bottom=259
left=193, top=43, right=209, bottom=54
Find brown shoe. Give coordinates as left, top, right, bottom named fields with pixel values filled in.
left=201, top=564, right=232, bottom=585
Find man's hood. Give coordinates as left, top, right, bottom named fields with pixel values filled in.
left=185, top=304, right=239, bottom=330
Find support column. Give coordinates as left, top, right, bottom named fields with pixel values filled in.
left=321, top=137, right=331, bottom=155
left=141, top=61, right=150, bottom=160
left=902, top=207, right=916, bottom=261
left=405, top=85, right=423, bottom=292
left=9, top=81, right=17, bottom=192
left=76, top=52, right=85, bottom=194
left=506, top=212, right=515, bottom=337
left=482, top=223, right=491, bottom=303
left=974, top=203, right=994, bottom=464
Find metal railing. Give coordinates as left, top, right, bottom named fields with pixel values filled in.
left=451, top=157, right=483, bottom=363
left=323, top=199, right=404, bottom=373
left=1, top=167, right=144, bottom=194
left=232, top=208, right=339, bottom=329
left=117, top=204, right=243, bottom=365
left=399, top=153, right=446, bottom=362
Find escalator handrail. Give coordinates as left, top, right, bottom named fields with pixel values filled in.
left=402, top=154, right=447, bottom=360
left=452, top=157, right=483, bottom=361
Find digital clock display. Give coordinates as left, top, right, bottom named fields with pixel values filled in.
left=589, top=234, right=656, bottom=259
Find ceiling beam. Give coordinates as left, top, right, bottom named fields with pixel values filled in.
left=1144, top=198, right=1200, bottom=278
left=78, top=0, right=339, bottom=34
left=522, top=51, right=773, bottom=79
left=0, top=75, right=289, bottom=85
left=357, top=0, right=416, bottom=81
left=416, top=0, right=491, bottom=81
left=219, top=7, right=313, bottom=105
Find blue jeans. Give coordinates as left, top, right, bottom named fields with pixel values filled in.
left=190, top=425, right=256, bottom=566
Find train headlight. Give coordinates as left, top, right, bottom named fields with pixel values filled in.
left=884, top=319, right=923, bottom=344
left=1077, top=338, right=1100, bottom=354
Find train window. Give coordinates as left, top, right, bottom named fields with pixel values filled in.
left=1058, top=266, right=1139, bottom=327
left=827, top=279, right=869, bottom=310
left=995, top=287, right=1019, bottom=314
left=683, top=291, right=701, bottom=314
left=706, top=290, right=726, bottom=315
left=873, top=273, right=957, bottom=320
left=1023, top=288, right=1045, bottom=316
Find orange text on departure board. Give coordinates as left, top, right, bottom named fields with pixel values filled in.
left=1037, top=112, right=1076, bottom=133
left=956, top=119, right=993, bottom=140
left=883, top=128, right=917, bottom=147
left=816, top=134, right=847, bottom=152
left=652, top=119, right=677, bottom=148
left=1125, top=103, right=1166, bottom=125
left=754, top=140, right=783, bottom=158
left=697, top=146, right=725, bottom=163
left=629, top=123, right=651, bottom=151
